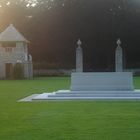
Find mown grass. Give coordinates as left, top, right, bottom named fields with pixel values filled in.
left=0, top=77, right=140, bottom=140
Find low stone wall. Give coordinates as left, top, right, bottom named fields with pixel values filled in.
left=33, top=69, right=73, bottom=76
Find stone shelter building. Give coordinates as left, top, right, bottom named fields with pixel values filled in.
left=0, top=24, right=33, bottom=79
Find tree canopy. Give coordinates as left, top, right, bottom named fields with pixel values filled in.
left=0, top=0, right=140, bottom=70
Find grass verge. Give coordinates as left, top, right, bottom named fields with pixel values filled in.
left=0, top=77, right=140, bottom=140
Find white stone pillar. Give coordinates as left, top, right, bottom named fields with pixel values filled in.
left=23, top=62, right=33, bottom=78
left=76, top=39, right=83, bottom=72
left=115, top=39, right=123, bottom=72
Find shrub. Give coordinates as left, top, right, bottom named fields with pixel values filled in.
left=13, top=63, right=24, bottom=79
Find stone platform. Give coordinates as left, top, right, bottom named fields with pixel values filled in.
left=19, top=72, right=140, bottom=101
left=31, top=90, right=140, bottom=101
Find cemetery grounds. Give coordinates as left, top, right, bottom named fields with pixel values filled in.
left=0, top=77, right=140, bottom=140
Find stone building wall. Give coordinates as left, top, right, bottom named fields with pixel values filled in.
left=0, top=42, right=33, bottom=79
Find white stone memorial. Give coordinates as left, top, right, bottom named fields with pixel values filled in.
left=70, top=72, right=133, bottom=91
left=76, top=39, right=83, bottom=72
left=20, top=39, right=140, bottom=101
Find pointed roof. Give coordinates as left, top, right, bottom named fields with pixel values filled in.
left=0, top=24, right=29, bottom=42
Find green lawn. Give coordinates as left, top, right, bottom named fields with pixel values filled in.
left=1, top=77, right=140, bottom=140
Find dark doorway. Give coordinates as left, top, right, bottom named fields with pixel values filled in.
left=5, top=63, right=13, bottom=79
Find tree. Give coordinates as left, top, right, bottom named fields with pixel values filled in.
left=0, top=0, right=140, bottom=69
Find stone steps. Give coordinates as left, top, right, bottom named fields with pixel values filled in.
left=56, top=90, right=140, bottom=94
left=32, top=90, right=140, bottom=101
left=49, top=93, right=140, bottom=97
left=33, top=96, right=140, bottom=101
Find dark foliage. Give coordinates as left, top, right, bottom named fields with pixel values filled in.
left=0, top=0, right=140, bottom=70
left=13, top=63, right=24, bottom=79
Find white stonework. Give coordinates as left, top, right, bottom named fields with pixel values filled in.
left=0, top=24, right=33, bottom=79
left=76, top=39, right=83, bottom=72
left=115, top=39, right=123, bottom=72
left=70, top=72, right=134, bottom=91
